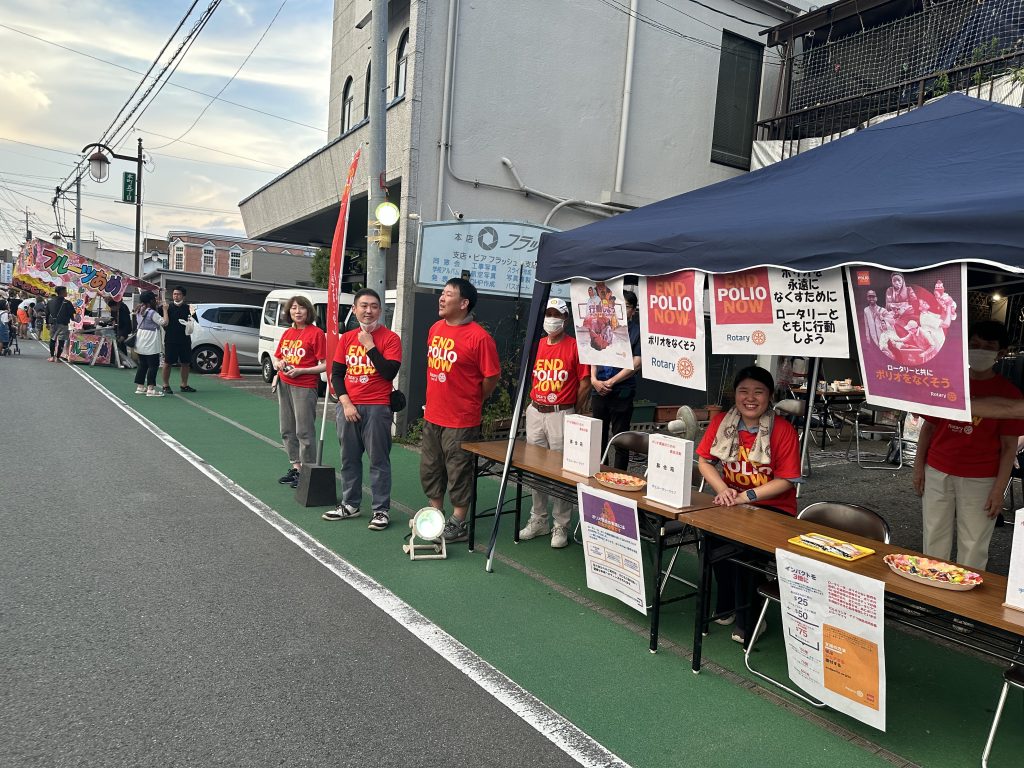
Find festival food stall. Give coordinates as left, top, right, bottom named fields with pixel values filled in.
left=14, top=238, right=158, bottom=365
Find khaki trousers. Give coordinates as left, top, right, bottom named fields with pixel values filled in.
left=525, top=404, right=574, bottom=528
left=921, top=465, right=997, bottom=570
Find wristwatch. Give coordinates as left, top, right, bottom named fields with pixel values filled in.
left=745, top=489, right=757, bottom=501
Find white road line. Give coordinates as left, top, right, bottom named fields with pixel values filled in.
left=67, top=363, right=631, bottom=768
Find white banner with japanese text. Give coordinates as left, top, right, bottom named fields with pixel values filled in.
left=776, top=549, right=887, bottom=731
left=578, top=484, right=646, bottom=615
left=637, top=271, right=706, bottom=390
left=709, top=268, right=849, bottom=358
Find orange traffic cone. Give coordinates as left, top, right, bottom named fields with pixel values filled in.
left=222, top=343, right=243, bottom=380
left=218, top=343, right=233, bottom=379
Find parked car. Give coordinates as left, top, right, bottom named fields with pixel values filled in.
left=189, top=303, right=262, bottom=374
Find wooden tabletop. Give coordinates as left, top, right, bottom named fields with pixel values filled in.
left=462, top=439, right=719, bottom=521
left=678, top=505, right=1024, bottom=637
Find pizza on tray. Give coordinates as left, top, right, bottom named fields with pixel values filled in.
left=593, top=471, right=646, bottom=491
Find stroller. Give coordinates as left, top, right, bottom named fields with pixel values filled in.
left=3, top=316, right=19, bottom=355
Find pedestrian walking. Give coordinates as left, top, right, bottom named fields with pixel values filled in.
left=132, top=291, right=165, bottom=396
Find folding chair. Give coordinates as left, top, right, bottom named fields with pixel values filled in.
left=845, top=404, right=904, bottom=469
left=744, top=502, right=891, bottom=706
left=981, top=665, right=1024, bottom=767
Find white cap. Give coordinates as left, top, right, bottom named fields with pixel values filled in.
left=546, top=297, right=568, bottom=315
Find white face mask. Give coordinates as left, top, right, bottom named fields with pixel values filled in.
left=543, top=317, right=565, bottom=335
left=968, top=349, right=999, bottom=371
left=173, top=299, right=184, bottom=306
left=359, top=321, right=379, bottom=333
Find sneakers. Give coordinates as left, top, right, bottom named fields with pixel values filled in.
left=519, top=517, right=551, bottom=540
left=135, top=385, right=146, bottom=395
left=367, top=511, right=390, bottom=530
left=146, top=387, right=164, bottom=397
left=278, top=468, right=300, bottom=486
left=550, top=525, right=569, bottom=548
left=322, top=504, right=360, bottom=521
left=732, top=619, right=767, bottom=646
left=161, top=386, right=173, bottom=394
left=442, top=517, right=468, bottom=543
left=180, top=385, right=197, bottom=393
left=714, top=613, right=736, bottom=626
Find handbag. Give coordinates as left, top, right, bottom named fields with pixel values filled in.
left=389, top=388, right=407, bottom=413
left=125, top=333, right=137, bottom=348
left=184, top=317, right=195, bottom=336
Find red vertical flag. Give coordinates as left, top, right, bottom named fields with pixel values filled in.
left=325, top=148, right=362, bottom=394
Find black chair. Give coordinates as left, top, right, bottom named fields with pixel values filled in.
left=601, top=430, right=650, bottom=471
left=845, top=404, right=904, bottom=469
left=744, top=502, right=892, bottom=706
left=981, top=665, right=1024, bottom=767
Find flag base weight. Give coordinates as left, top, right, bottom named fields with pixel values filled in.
left=294, top=465, right=337, bottom=507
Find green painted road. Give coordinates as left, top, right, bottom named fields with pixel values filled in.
left=80, top=363, right=1022, bottom=768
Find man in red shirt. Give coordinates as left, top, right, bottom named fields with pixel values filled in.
left=324, top=289, right=403, bottom=530
left=913, top=321, right=1024, bottom=570
left=519, top=297, right=590, bottom=548
left=421, top=278, right=500, bottom=543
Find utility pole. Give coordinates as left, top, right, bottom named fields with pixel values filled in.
left=366, top=0, right=389, bottom=296
left=75, top=175, right=81, bottom=253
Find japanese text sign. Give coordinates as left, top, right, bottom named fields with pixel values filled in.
left=709, top=267, right=849, bottom=357
left=1004, top=510, right=1024, bottom=614
left=417, top=220, right=564, bottom=298
left=644, top=434, right=693, bottom=508
left=578, top=484, right=646, bottom=615
left=846, top=264, right=969, bottom=420
left=776, top=549, right=887, bottom=731
left=638, top=271, right=706, bottom=391
left=562, top=415, right=602, bottom=477
left=15, top=238, right=136, bottom=301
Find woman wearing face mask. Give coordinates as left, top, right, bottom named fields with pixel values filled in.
left=913, top=320, right=1024, bottom=570
left=273, top=296, right=327, bottom=489
left=518, top=298, right=591, bottom=549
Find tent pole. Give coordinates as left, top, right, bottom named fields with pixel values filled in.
left=484, top=280, right=551, bottom=572
left=799, top=357, right=821, bottom=478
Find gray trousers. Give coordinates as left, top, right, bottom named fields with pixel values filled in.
left=336, top=403, right=393, bottom=512
left=525, top=404, right=574, bottom=528
left=278, top=383, right=319, bottom=465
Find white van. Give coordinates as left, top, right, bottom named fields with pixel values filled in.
left=258, top=288, right=396, bottom=385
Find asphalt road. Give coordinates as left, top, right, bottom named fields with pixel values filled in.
left=1, top=343, right=585, bottom=768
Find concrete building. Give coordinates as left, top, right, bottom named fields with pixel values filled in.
left=239, top=0, right=810, bottom=418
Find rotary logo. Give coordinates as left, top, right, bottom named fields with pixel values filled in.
left=752, top=330, right=767, bottom=345
left=547, top=392, right=557, bottom=403
left=963, top=425, right=973, bottom=435
left=948, top=391, right=957, bottom=402
left=438, top=372, right=447, bottom=383
left=359, top=375, right=369, bottom=384
left=676, top=357, right=695, bottom=379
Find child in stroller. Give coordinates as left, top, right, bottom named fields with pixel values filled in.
left=0, top=299, right=16, bottom=355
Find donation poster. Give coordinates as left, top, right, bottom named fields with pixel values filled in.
left=578, top=484, right=646, bottom=615
left=571, top=278, right=633, bottom=368
left=709, top=267, right=849, bottom=357
left=846, top=264, right=969, bottom=420
left=776, top=549, right=887, bottom=731
left=637, top=271, right=706, bottom=391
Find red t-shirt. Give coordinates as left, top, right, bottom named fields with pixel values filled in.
left=923, top=374, right=1024, bottom=478
left=333, top=326, right=403, bottom=406
left=696, top=412, right=801, bottom=515
left=529, top=335, right=590, bottom=407
left=274, top=324, right=327, bottom=390
left=424, top=320, right=500, bottom=428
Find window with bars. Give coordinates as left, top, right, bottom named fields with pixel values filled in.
left=341, top=76, right=354, bottom=134
left=712, top=31, right=763, bottom=170
left=395, top=30, right=409, bottom=100
left=202, top=246, right=215, bottom=274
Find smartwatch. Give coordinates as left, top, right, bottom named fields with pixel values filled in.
left=745, top=489, right=757, bottom=501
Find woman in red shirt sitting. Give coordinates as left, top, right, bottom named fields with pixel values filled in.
left=697, top=365, right=801, bottom=645
left=273, top=296, right=327, bottom=489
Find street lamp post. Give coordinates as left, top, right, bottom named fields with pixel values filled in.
left=82, top=138, right=144, bottom=277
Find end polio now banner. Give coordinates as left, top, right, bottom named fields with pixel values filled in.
left=637, top=271, right=707, bottom=391
left=709, top=267, right=849, bottom=358
left=846, top=264, right=969, bottom=421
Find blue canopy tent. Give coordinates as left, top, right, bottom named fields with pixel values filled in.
left=483, top=93, right=1024, bottom=569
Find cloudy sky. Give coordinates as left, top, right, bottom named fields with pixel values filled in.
left=0, top=0, right=332, bottom=255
